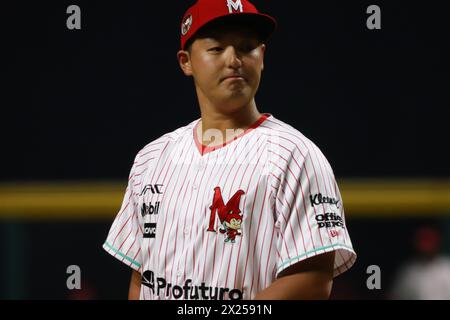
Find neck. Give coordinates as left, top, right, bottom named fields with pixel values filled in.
left=196, top=99, right=262, bottom=147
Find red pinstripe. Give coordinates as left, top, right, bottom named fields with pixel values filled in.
left=183, top=151, right=216, bottom=287
left=140, top=148, right=161, bottom=157
left=231, top=136, right=269, bottom=289
left=194, top=151, right=220, bottom=282
left=133, top=169, right=147, bottom=177
left=111, top=213, right=132, bottom=247
left=248, top=181, right=269, bottom=297
left=290, top=135, right=350, bottom=270
left=313, top=149, right=350, bottom=271
left=263, top=127, right=338, bottom=241
left=151, top=138, right=189, bottom=267
left=270, top=153, right=319, bottom=250
left=159, top=142, right=193, bottom=297
left=135, top=157, right=155, bottom=168
left=213, top=133, right=263, bottom=287
left=267, top=141, right=325, bottom=248
left=262, top=119, right=354, bottom=274
left=270, top=160, right=305, bottom=253
left=176, top=161, right=199, bottom=288
left=236, top=149, right=268, bottom=290
left=125, top=227, right=141, bottom=256
left=190, top=152, right=220, bottom=283
left=133, top=247, right=141, bottom=264
left=270, top=172, right=300, bottom=256
left=201, top=143, right=233, bottom=283
left=140, top=140, right=171, bottom=298
left=274, top=204, right=292, bottom=259
left=108, top=193, right=131, bottom=238
left=254, top=190, right=274, bottom=294
left=117, top=228, right=132, bottom=252
left=153, top=143, right=187, bottom=273
left=264, top=218, right=277, bottom=289
left=237, top=174, right=261, bottom=290
left=207, top=141, right=239, bottom=286
left=223, top=134, right=263, bottom=289
left=201, top=147, right=230, bottom=282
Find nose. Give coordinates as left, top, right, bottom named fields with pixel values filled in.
left=224, top=46, right=242, bottom=69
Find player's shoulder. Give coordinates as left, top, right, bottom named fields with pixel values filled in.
left=132, top=118, right=198, bottom=167
left=261, top=114, right=325, bottom=159
left=262, top=114, right=337, bottom=183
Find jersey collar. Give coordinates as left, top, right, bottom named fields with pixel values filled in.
left=193, top=113, right=272, bottom=156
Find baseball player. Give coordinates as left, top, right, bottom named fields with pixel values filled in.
left=103, top=0, right=356, bottom=300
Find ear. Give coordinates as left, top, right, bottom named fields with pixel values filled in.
left=260, top=44, right=266, bottom=71
left=177, top=50, right=193, bottom=76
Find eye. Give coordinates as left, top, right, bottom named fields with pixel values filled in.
left=207, top=47, right=223, bottom=53
left=240, top=45, right=253, bottom=52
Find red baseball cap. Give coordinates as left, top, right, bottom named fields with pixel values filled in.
left=180, top=0, right=277, bottom=50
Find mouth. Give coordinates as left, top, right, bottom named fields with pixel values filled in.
left=221, top=75, right=246, bottom=82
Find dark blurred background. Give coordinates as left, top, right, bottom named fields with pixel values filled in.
left=1, top=0, right=449, bottom=299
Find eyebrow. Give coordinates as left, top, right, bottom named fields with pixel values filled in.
left=201, top=34, right=261, bottom=44
left=199, top=27, right=261, bottom=40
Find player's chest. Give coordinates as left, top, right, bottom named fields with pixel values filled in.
left=135, top=160, right=275, bottom=241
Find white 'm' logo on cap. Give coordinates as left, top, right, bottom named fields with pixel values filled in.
left=227, top=0, right=243, bottom=13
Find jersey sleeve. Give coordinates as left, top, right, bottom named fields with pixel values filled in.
left=102, top=155, right=143, bottom=272
left=273, top=145, right=356, bottom=278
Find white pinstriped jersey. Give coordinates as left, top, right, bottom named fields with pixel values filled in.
left=103, top=113, right=356, bottom=300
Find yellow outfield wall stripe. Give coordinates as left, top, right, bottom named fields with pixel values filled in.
left=341, top=179, right=450, bottom=217
left=0, top=179, right=449, bottom=219
left=0, top=182, right=125, bottom=219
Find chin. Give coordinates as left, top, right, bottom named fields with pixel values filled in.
left=219, top=97, right=252, bottom=113
left=225, top=90, right=253, bottom=103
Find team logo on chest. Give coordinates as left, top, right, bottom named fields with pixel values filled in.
left=207, top=187, right=245, bottom=243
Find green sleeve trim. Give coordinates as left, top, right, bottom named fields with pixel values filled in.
left=103, top=241, right=142, bottom=268
left=277, top=243, right=354, bottom=272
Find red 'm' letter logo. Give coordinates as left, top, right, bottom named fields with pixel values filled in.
left=207, top=187, right=245, bottom=232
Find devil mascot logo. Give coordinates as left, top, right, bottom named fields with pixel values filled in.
left=207, top=187, right=244, bottom=243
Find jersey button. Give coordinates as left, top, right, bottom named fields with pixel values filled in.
left=192, top=183, right=198, bottom=190
left=184, top=228, right=190, bottom=235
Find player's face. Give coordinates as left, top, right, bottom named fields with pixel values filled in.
left=178, top=26, right=265, bottom=113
